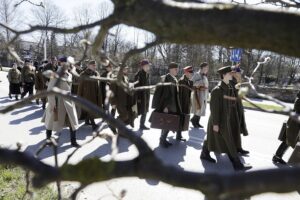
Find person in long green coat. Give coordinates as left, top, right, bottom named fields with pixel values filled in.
left=272, top=91, right=300, bottom=164
left=77, top=60, right=103, bottom=130
left=110, top=65, right=137, bottom=129
left=177, top=66, right=194, bottom=141
left=203, top=66, right=252, bottom=171
left=151, top=62, right=182, bottom=148
left=230, top=65, right=250, bottom=155
left=134, top=59, right=151, bottom=130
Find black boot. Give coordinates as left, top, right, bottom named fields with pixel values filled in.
left=176, top=131, right=186, bottom=142
left=70, top=129, right=80, bottom=147
left=9, top=93, right=12, bottom=99
left=160, top=130, right=172, bottom=148
left=272, top=142, right=288, bottom=164
left=111, top=108, right=116, bottom=118
left=200, top=141, right=216, bottom=163
left=84, top=119, right=91, bottom=125
left=46, top=130, right=52, bottom=145
left=90, top=119, right=99, bottom=131
left=237, top=148, right=250, bottom=155
left=42, top=102, right=46, bottom=110
left=197, top=116, right=203, bottom=128
left=191, top=115, right=200, bottom=128
left=36, top=99, right=39, bottom=105
left=140, top=114, right=150, bottom=130
left=228, top=155, right=252, bottom=171
left=15, top=95, right=18, bottom=101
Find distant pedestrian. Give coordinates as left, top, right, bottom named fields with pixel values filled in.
left=134, top=59, right=151, bottom=130
left=35, top=62, right=47, bottom=110
left=191, top=62, right=209, bottom=128
left=7, top=63, right=21, bottom=100
left=21, top=60, right=35, bottom=99
left=177, top=66, right=194, bottom=141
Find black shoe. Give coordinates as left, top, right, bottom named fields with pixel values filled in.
left=92, top=124, right=99, bottom=131
left=84, top=120, right=91, bottom=125
left=45, top=139, right=52, bottom=146
left=160, top=140, right=172, bottom=148
left=176, top=136, right=187, bottom=142
left=233, top=163, right=252, bottom=171
left=140, top=125, right=150, bottom=130
left=198, top=124, right=204, bottom=128
left=71, top=141, right=80, bottom=147
left=15, top=96, right=19, bottom=101
left=9, top=94, right=12, bottom=99
left=108, top=125, right=117, bottom=134
left=42, top=104, right=46, bottom=110
left=191, top=120, right=200, bottom=128
left=200, top=151, right=216, bottom=163
left=36, top=99, right=39, bottom=105
left=238, top=148, right=250, bottom=155
left=272, top=155, right=287, bottom=164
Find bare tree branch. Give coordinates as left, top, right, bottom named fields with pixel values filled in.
left=121, top=37, right=162, bottom=64
left=14, top=0, right=44, bottom=8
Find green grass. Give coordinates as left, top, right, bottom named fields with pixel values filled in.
left=242, top=101, right=284, bottom=111
left=0, top=165, right=57, bottom=200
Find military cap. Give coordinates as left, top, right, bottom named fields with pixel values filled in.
left=217, top=66, right=233, bottom=75
left=183, top=66, right=193, bottom=73
left=89, top=60, right=96, bottom=65
left=168, top=62, right=178, bottom=69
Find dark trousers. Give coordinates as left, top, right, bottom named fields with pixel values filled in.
left=21, top=82, right=34, bottom=98
left=275, top=141, right=289, bottom=158
left=160, top=129, right=182, bottom=141
left=160, top=129, right=169, bottom=141
left=140, top=113, right=147, bottom=127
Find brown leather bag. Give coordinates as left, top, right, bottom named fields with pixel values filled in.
left=150, top=111, right=190, bottom=132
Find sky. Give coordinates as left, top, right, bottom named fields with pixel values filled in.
left=16, top=0, right=151, bottom=47
left=8, top=0, right=300, bottom=48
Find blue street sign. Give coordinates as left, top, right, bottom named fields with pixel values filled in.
left=230, top=48, right=242, bottom=62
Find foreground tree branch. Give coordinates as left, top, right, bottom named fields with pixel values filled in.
left=114, top=0, right=300, bottom=58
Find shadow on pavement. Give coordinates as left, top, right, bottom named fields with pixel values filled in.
left=10, top=109, right=44, bottom=124
left=11, top=105, right=40, bottom=115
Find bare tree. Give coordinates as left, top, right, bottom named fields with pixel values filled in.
left=2, top=1, right=300, bottom=200
left=31, top=0, right=66, bottom=58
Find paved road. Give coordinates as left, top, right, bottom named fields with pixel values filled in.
left=0, top=71, right=298, bottom=200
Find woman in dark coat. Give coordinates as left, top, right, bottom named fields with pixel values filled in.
left=7, top=63, right=21, bottom=100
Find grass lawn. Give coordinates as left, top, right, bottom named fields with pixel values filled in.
left=0, top=164, right=57, bottom=200
left=242, top=101, right=284, bottom=111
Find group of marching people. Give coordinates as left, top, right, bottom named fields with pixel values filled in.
left=7, top=55, right=298, bottom=171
